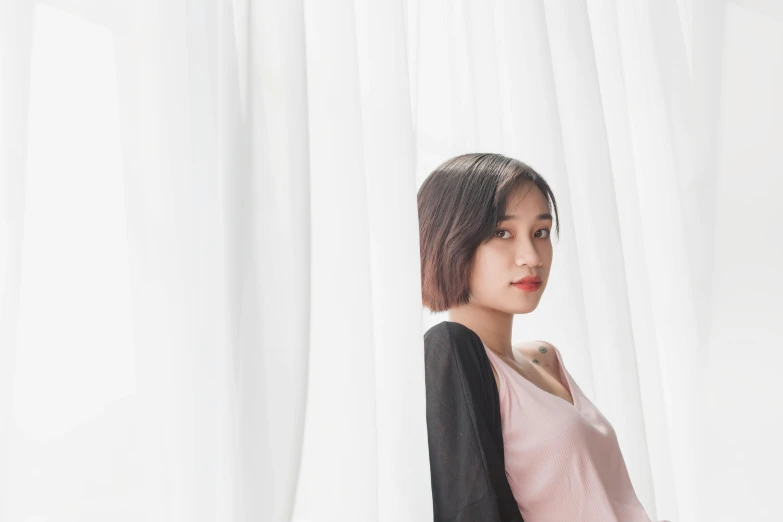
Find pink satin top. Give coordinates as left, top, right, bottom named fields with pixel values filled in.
left=482, top=341, right=669, bottom=522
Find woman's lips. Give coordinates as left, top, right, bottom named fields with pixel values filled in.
left=512, top=282, right=541, bottom=292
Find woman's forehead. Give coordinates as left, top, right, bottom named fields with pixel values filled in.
left=500, top=188, right=549, bottom=220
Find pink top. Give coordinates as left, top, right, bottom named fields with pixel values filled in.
left=483, top=341, right=669, bottom=522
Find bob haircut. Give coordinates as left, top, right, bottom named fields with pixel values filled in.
left=417, top=152, right=560, bottom=312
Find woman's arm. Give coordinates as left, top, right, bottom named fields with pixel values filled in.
left=423, top=321, right=524, bottom=522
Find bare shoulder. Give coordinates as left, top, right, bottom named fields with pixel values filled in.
left=514, top=340, right=561, bottom=379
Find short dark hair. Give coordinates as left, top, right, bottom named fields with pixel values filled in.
left=417, top=153, right=560, bottom=312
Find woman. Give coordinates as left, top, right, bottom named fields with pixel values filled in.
left=418, top=153, right=668, bottom=522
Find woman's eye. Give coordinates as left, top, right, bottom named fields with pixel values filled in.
left=536, top=229, right=551, bottom=239
left=495, top=228, right=550, bottom=240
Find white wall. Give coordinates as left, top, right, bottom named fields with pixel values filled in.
left=701, top=2, right=783, bottom=520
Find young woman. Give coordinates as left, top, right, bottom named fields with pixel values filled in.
left=418, top=153, right=668, bottom=522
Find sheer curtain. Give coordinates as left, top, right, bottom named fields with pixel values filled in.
left=6, top=0, right=771, bottom=521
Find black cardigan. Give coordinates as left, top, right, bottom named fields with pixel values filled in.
left=424, top=320, right=525, bottom=521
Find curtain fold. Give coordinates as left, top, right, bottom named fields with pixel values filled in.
left=294, top=0, right=430, bottom=520
left=246, top=0, right=310, bottom=520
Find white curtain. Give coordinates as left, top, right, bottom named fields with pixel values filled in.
left=5, top=0, right=779, bottom=521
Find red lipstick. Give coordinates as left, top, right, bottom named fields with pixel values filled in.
left=511, top=275, right=542, bottom=292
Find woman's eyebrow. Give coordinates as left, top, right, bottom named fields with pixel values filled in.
left=498, top=213, right=553, bottom=222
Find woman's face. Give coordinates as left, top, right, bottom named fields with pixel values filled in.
left=468, top=182, right=554, bottom=314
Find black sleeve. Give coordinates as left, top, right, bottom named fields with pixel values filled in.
left=423, top=321, right=525, bottom=522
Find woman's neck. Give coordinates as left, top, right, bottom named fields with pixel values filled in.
left=447, top=304, right=515, bottom=359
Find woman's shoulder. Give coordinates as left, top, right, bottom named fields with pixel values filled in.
left=513, top=340, right=561, bottom=378
left=424, top=321, right=499, bottom=387
left=423, top=321, right=485, bottom=353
